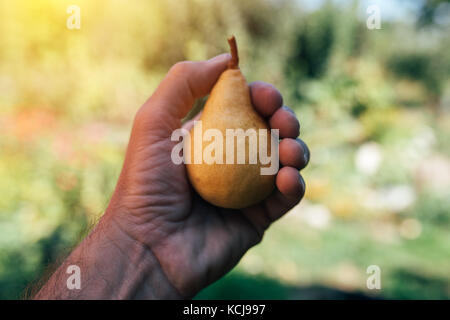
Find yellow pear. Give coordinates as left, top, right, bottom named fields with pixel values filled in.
left=185, top=36, right=276, bottom=209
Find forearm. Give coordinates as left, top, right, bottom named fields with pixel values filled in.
left=33, top=214, right=181, bottom=299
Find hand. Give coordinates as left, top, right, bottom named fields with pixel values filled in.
left=34, top=54, right=310, bottom=300
left=106, top=53, right=310, bottom=298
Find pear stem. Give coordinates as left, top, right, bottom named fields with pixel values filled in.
left=227, top=36, right=239, bottom=69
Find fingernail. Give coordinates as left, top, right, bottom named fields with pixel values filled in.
left=283, top=105, right=296, bottom=115
left=299, top=175, right=306, bottom=198
left=298, top=139, right=310, bottom=166
left=303, top=147, right=309, bottom=165
left=208, top=53, right=231, bottom=63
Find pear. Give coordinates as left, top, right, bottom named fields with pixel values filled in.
left=185, top=36, right=276, bottom=209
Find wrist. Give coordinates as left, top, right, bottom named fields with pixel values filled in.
left=93, top=214, right=183, bottom=299
left=35, top=213, right=182, bottom=299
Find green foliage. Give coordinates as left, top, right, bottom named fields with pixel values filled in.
left=417, top=0, right=450, bottom=27
left=286, top=6, right=336, bottom=80
left=388, top=51, right=446, bottom=96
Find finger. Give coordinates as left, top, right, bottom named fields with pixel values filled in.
left=261, top=168, right=305, bottom=223
left=263, top=183, right=304, bottom=223
left=269, top=106, right=300, bottom=138
left=249, top=81, right=283, bottom=118
left=242, top=169, right=305, bottom=233
left=279, top=138, right=310, bottom=169
left=145, top=54, right=231, bottom=120
left=276, top=166, right=305, bottom=199
left=182, top=111, right=203, bottom=131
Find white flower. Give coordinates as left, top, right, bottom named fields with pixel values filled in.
left=290, top=201, right=332, bottom=230
left=364, top=185, right=416, bottom=212
left=355, top=142, right=382, bottom=175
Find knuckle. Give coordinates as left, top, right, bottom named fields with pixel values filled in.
left=253, top=231, right=265, bottom=246
left=134, top=106, right=146, bottom=124
left=169, top=61, right=192, bottom=75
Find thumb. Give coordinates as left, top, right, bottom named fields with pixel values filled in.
left=144, top=53, right=231, bottom=121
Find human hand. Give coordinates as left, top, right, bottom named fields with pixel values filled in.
left=105, top=53, right=310, bottom=298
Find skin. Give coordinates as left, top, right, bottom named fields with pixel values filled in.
left=34, top=53, right=310, bottom=299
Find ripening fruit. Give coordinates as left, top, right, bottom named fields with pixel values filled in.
left=186, top=36, right=276, bottom=209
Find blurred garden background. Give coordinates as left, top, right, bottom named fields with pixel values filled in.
left=1, top=0, right=450, bottom=299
